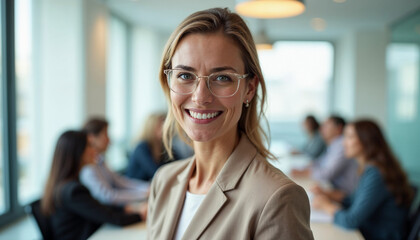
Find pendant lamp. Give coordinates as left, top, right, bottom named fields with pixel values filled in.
left=235, top=0, right=305, bottom=18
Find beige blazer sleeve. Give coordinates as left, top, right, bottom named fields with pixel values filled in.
left=255, top=182, right=313, bottom=239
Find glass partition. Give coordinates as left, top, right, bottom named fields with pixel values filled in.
left=387, top=9, right=420, bottom=189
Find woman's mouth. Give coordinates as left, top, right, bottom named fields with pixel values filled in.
left=187, top=110, right=222, bottom=120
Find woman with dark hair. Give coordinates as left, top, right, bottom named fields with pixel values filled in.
left=41, top=130, right=145, bottom=240
left=313, top=119, right=413, bottom=240
left=80, top=117, right=149, bottom=205
left=148, top=7, right=313, bottom=240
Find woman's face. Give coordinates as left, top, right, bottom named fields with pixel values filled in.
left=303, top=119, right=313, bottom=135
left=169, top=32, right=256, bottom=143
left=89, top=127, right=110, bottom=153
left=343, top=125, right=364, bottom=159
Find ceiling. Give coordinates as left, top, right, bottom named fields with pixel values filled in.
left=106, top=0, right=420, bottom=42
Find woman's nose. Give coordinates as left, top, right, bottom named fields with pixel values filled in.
left=191, top=77, right=213, bottom=105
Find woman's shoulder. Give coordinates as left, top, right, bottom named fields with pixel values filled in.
left=153, top=158, right=191, bottom=183
left=247, top=155, right=304, bottom=194
left=359, top=164, right=387, bottom=190
left=363, top=165, right=383, bottom=179
left=60, top=181, right=90, bottom=200
left=241, top=155, right=310, bottom=219
left=134, top=141, right=149, bottom=150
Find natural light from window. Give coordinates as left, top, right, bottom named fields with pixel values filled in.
left=259, top=41, right=333, bottom=148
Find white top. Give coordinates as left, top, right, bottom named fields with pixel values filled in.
left=174, top=191, right=206, bottom=240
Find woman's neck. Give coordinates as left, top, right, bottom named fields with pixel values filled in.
left=151, top=140, right=162, bottom=161
left=356, top=155, right=367, bottom=174
left=188, top=132, right=240, bottom=194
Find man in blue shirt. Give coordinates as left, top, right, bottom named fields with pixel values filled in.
left=312, top=115, right=358, bottom=195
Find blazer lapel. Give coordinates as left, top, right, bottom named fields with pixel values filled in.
left=161, top=159, right=195, bottom=240
left=182, top=183, right=227, bottom=240
left=181, top=135, right=257, bottom=239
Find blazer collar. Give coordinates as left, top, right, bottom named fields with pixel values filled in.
left=181, top=134, right=258, bottom=239
left=215, top=134, right=257, bottom=191
left=176, top=134, right=258, bottom=190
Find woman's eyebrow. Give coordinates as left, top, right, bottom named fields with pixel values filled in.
left=173, top=65, right=195, bottom=71
left=210, top=66, right=238, bottom=73
left=173, top=65, right=238, bottom=73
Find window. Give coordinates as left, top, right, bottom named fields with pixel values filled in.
left=106, top=16, right=130, bottom=170
left=15, top=0, right=85, bottom=206
left=15, top=0, right=39, bottom=205
left=387, top=44, right=419, bottom=121
left=259, top=41, right=333, bottom=146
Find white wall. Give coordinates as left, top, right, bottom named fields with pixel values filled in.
left=35, top=0, right=109, bottom=190
left=130, top=27, right=168, bottom=142
left=84, top=0, right=108, bottom=117
left=334, top=32, right=356, bottom=119
left=353, top=30, right=388, bottom=125
left=333, top=29, right=388, bottom=126
left=38, top=0, right=85, bottom=186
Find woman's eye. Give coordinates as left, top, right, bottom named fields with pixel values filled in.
left=214, top=74, right=233, bottom=82
left=177, top=72, right=194, bottom=80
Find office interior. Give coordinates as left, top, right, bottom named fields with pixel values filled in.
left=1, top=0, right=420, bottom=238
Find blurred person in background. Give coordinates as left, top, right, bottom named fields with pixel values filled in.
left=41, top=130, right=146, bottom=240
left=313, top=119, right=413, bottom=240
left=293, top=115, right=358, bottom=196
left=80, top=117, right=149, bottom=206
left=291, top=114, right=326, bottom=159
left=126, top=112, right=190, bottom=181
left=312, top=115, right=358, bottom=195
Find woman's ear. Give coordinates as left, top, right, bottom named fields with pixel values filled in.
left=245, top=76, right=258, bottom=102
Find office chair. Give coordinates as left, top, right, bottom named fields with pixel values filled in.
left=407, top=185, right=420, bottom=240
left=29, top=199, right=54, bottom=240
left=407, top=202, right=420, bottom=240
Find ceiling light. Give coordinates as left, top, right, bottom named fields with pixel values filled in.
left=235, top=0, right=305, bottom=19
left=333, top=0, right=346, bottom=3
left=311, top=18, right=327, bottom=32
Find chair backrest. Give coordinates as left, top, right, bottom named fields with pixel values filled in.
left=30, top=199, right=54, bottom=240
left=407, top=204, right=420, bottom=240
left=407, top=186, right=420, bottom=240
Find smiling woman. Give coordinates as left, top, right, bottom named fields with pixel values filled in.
left=147, top=7, right=314, bottom=240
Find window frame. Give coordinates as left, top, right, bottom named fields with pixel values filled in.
left=0, top=0, right=26, bottom=227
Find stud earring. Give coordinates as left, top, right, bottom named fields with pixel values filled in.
left=245, top=100, right=250, bottom=108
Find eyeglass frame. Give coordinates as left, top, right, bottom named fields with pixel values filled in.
left=163, top=69, right=249, bottom=98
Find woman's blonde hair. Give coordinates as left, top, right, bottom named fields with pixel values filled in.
left=159, top=8, right=274, bottom=160
left=139, top=112, right=166, bottom=145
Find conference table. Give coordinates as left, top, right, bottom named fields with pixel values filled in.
left=90, top=144, right=364, bottom=240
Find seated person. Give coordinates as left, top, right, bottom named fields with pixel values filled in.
left=126, top=113, right=192, bottom=181
left=291, top=115, right=326, bottom=159
left=41, top=130, right=147, bottom=240
left=293, top=115, right=358, bottom=195
left=80, top=118, right=149, bottom=206
left=313, top=119, right=413, bottom=240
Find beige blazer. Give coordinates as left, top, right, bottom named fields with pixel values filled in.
left=147, top=135, right=314, bottom=240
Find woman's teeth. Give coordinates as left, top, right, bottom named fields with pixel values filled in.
left=189, top=110, right=220, bottom=120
